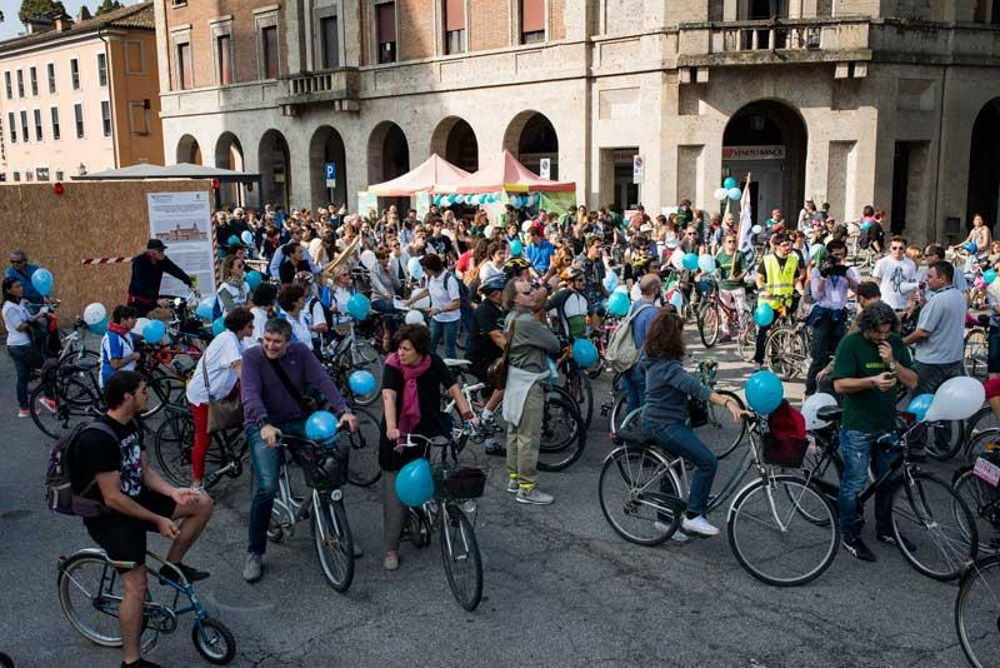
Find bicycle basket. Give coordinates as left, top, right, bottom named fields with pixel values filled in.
left=290, top=440, right=350, bottom=491
left=432, top=465, right=487, bottom=500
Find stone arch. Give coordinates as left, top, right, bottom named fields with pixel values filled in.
left=367, top=121, right=410, bottom=212
left=258, top=129, right=291, bottom=209
left=176, top=133, right=202, bottom=165
left=966, top=97, right=1000, bottom=232
left=309, top=125, right=348, bottom=210
left=503, top=110, right=559, bottom=179
left=214, top=131, right=244, bottom=207
left=430, top=116, right=479, bottom=173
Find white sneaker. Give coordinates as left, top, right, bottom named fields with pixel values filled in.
left=681, top=515, right=720, bottom=537
left=654, top=521, right=689, bottom=542
left=505, top=479, right=519, bottom=493
left=515, top=486, right=554, bottom=505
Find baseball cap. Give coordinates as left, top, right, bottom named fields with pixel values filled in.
left=147, top=239, right=167, bottom=251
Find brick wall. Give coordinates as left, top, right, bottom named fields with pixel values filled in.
left=550, top=0, right=565, bottom=40
left=470, top=0, right=511, bottom=51
left=398, top=0, right=437, bottom=61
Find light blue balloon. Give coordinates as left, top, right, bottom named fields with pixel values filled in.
left=143, top=319, right=166, bottom=343
left=227, top=235, right=240, bottom=247
left=603, top=271, right=620, bottom=292
left=754, top=302, right=775, bottom=327
left=396, top=458, right=435, bottom=507
left=572, top=338, right=599, bottom=368
left=697, top=254, right=716, bottom=273
left=907, top=393, right=935, bottom=422
left=241, top=230, right=254, bottom=245
left=305, top=410, right=339, bottom=442
left=347, top=293, right=371, bottom=321
left=669, top=290, right=684, bottom=311
left=407, top=257, right=424, bottom=280
left=723, top=176, right=738, bottom=190
left=88, top=316, right=109, bottom=336
left=246, top=270, right=263, bottom=291
left=861, top=221, right=872, bottom=231
left=195, top=296, right=215, bottom=321
left=349, top=370, right=377, bottom=396
left=212, top=316, right=225, bottom=336
left=745, top=370, right=784, bottom=415
left=728, top=187, right=742, bottom=201
left=455, top=195, right=466, bottom=205
left=682, top=253, right=699, bottom=271
left=510, top=240, right=524, bottom=257
left=608, top=290, right=630, bottom=317
left=31, top=268, right=54, bottom=297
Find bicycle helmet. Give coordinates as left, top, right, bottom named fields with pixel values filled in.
left=480, top=274, right=507, bottom=294
left=503, top=257, right=531, bottom=279
left=559, top=266, right=584, bottom=281
left=293, top=271, right=315, bottom=286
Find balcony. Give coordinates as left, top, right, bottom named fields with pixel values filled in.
left=276, top=68, right=360, bottom=114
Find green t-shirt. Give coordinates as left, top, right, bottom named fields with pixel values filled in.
left=716, top=251, right=744, bottom=290
left=830, top=332, right=912, bottom=434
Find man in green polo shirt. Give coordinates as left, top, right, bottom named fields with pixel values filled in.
left=831, top=301, right=918, bottom=562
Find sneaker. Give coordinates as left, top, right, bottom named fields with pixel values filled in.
left=515, top=486, right=554, bottom=505
left=506, top=479, right=519, bottom=493
left=161, top=561, right=210, bottom=583
left=877, top=531, right=916, bottom=552
left=242, top=553, right=263, bottom=583
left=37, top=397, right=57, bottom=414
left=654, top=521, right=689, bottom=542
left=17, top=408, right=30, bottom=418
left=485, top=439, right=507, bottom=457
left=842, top=537, right=877, bottom=562
left=383, top=551, right=399, bottom=571
left=681, top=514, right=720, bottom=537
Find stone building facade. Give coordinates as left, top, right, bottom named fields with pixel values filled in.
left=155, top=0, right=1000, bottom=243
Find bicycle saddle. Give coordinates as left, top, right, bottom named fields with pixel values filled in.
left=443, top=358, right=472, bottom=368
left=816, top=405, right=843, bottom=423
left=613, top=425, right=658, bottom=447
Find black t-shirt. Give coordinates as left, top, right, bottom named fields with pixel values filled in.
left=467, top=300, right=506, bottom=362
left=427, top=235, right=454, bottom=257
left=379, top=354, right=456, bottom=471
left=69, top=416, right=144, bottom=504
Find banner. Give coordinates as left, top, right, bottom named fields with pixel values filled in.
left=415, top=192, right=430, bottom=219
left=146, top=191, right=215, bottom=296
left=737, top=178, right=754, bottom=255
left=357, top=191, right=378, bottom=217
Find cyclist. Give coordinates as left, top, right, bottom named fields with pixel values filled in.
left=2, top=277, right=54, bottom=417
left=406, top=254, right=462, bottom=359
left=754, top=232, right=804, bottom=369
left=547, top=266, right=589, bottom=341
left=214, top=255, right=251, bottom=316
left=578, top=236, right=609, bottom=329
left=100, top=305, right=141, bottom=389
left=871, top=236, right=916, bottom=311
left=831, top=302, right=917, bottom=561
left=621, top=274, right=661, bottom=416
left=465, top=274, right=508, bottom=454
left=240, top=317, right=359, bottom=583
left=714, top=232, right=747, bottom=340
left=127, top=239, right=195, bottom=317
left=70, top=370, right=214, bottom=668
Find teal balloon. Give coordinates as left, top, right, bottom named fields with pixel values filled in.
left=985, top=269, right=998, bottom=285
left=861, top=221, right=872, bottom=231
left=608, top=290, right=630, bottom=317
left=907, top=393, right=934, bottom=422
left=745, top=370, right=784, bottom=415
left=88, top=316, right=109, bottom=336
left=227, top=235, right=240, bottom=246
left=212, top=316, right=225, bottom=336
left=723, top=176, right=738, bottom=190
left=407, top=257, right=424, bottom=280
left=31, top=268, right=54, bottom=296
left=195, top=296, right=215, bottom=320
left=682, top=253, right=699, bottom=271
left=143, top=319, right=166, bottom=343
left=697, top=254, right=716, bottom=273
left=347, top=293, right=371, bottom=320
left=455, top=195, right=466, bottom=204
left=754, top=302, right=775, bottom=327
left=510, top=240, right=524, bottom=257
left=305, top=410, right=338, bottom=442
left=603, top=271, right=619, bottom=292
left=572, top=338, right=599, bottom=368
left=246, top=270, right=263, bottom=291
left=241, top=230, right=254, bottom=245
left=348, top=370, right=376, bottom=396
left=395, top=458, right=434, bottom=507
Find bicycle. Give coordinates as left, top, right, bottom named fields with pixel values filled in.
left=320, top=320, right=383, bottom=406
left=952, top=445, right=1000, bottom=553
left=153, top=404, right=249, bottom=490
left=556, top=348, right=594, bottom=429
left=695, top=277, right=751, bottom=349
left=266, top=433, right=355, bottom=592
left=398, top=429, right=485, bottom=611
left=762, top=306, right=810, bottom=382
left=964, top=316, right=989, bottom=380
left=57, top=548, right=235, bottom=664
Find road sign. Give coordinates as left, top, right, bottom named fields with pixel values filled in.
left=539, top=158, right=551, bottom=180
left=632, top=155, right=644, bottom=185
left=324, top=162, right=336, bottom=189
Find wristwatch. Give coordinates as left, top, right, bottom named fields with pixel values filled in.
left=888, top=361, right=898, bottom=373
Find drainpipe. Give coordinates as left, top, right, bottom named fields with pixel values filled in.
left=931, top=63, right=948, bottom=242
left=98, top=26, right=120, bottom=167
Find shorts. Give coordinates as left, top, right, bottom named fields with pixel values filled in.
left=83, top=490, right=176, bottom=567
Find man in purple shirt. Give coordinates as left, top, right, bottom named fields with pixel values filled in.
left=240, top=317, right=358, bottom=583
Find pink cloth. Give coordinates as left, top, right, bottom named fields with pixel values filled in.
left=385, top=351, right=432, bottom=437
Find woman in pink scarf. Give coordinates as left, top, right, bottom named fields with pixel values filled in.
left=380, top=324, right=475, bottom=571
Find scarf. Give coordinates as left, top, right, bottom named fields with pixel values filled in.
left=108, top=322, right=131, bottom=338
left=385, top=351, right=432, bottom=438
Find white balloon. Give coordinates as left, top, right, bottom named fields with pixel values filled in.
left=924, top=376, right=986, bottom=422
left=83, top=302, right=107, bottom=326
left=751, top=225, right=763, bottom=235
left=360, top=250, right=377, bottom=270
left=713, top=187, right=728, bottom=201
left=521, top=221, right=533, bottom=233
left=801, top=393, right=838, bottom=432
left=132, top=317, right=151, bottom=335
left=404, top=310, right=425, bottom=325
left=483, top=224, right=495, bottom=238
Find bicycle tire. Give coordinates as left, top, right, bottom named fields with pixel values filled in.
left=697, top=302, right=721, bottom=349
left=191, top=617, right=237, bottom=665
left=963, top=427, right=1000, bottom=467
left=965, top=328, right=989, bottom=379
left=598, top=445, right=683, bottom=545
left=439, top=505, right=483, bottom=611
left=537, top=388, right=586, bottom=472
left=563, top=366, right=593, bottom=429
left=347, top=340, right=383, bottom=406
left=726, top=474, right=839, bottom=587
left=608, top=392, right=630, bottom=435
left=952, top=468, right=1000, bottom=553
left=58, top=552, right=149, bottom=648
left=765, top=327, right=807, bottom=381
left=955, top=554, right=1000, bottom=668
left=696, top=390, right=747, bottom=460
left=737, top=321, right=757, bottom=363
left=342, top=406, right=382, bottom=487
left=312, top=494, right=355, bottom=593
left=914, top=419, right=965, bottom=463
left=153, top=410, right=196, bottom=488
left=31, top=377, right=101, bottom=440
left=890, top=472, right=978, bottom=581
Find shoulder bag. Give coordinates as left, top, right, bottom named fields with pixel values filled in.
left=267, top=355, right=320, bottom=415
left=203, top=352, right=244, bottom=434
left=486, top=316, right=519, bottom=391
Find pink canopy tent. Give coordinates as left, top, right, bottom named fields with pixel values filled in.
left=367, top=154, right=471, bottom=196
left=439, top=150, right=575, bottom=194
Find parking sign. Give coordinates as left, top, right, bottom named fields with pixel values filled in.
left=324, top=162, right=336, bottom=188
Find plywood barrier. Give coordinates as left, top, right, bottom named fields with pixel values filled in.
left=0, top=180, right=214, bottom=326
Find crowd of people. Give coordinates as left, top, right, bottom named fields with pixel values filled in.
left=4, top=193, right=999, bottom=668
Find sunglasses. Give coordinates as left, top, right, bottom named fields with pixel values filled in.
left=891, top=246, right=906, bottom=251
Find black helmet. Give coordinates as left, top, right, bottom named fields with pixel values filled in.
left=480, top=274, right=507, bottom=294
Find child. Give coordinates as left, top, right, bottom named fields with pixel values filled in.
left=100, top=305, right=140, bottom=388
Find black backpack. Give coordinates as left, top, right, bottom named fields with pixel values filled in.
left=45, top=421, right=117, bottom=518
left=443, top=270, right=472, bottom=310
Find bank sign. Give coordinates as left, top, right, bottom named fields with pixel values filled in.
left=723, top=145, right=786, bottom=161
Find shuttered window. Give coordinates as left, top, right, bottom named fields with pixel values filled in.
left=444, top=0, right=465, bottom=54
left=376, top=2, right=397, bottom=64
left=262, top=26, right=279, bottom=78
left=217, top=35, right=232, bottom=85
left=321, top=16, right=340, bottom=68
left=521, top=0, right=545, bottom=43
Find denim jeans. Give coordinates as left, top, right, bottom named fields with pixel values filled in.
left=642, top=420, right=718, bottom=516
left=622, top=364, right=646, bottom=418
left=805, top=311, right=845, bottom=395
left=913, top=360, right=965, bottom=451
left=430, top=318, right=459, bottom=359
left=837, top=428, right=898, bottom=541
left=8, top=344, right=41, bottom=409
left=247, top=418, right=307, bottom=556
left=989, top=324, right=1000, bottom=374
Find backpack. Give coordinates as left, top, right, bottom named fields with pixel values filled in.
left=443, top=270, right=471, bottom=309
left=605, top=303, right=656, bottom=373
left=45, top=421, right=118, bottom=518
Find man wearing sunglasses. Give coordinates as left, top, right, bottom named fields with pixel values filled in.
left=871, top=236, right=917, bottom=311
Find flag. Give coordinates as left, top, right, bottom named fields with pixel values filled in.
left=737, top=177, right=753, bottom=254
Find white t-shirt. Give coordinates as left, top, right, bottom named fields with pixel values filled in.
left=286, top=310, right=313, bottom=350
left=479, top=261, right=502, bottom=283
left=216, top=281, right=250, bottom=315
left=871, top=256, right=917, bottom=310
left=2, top=300, right=31, bottom=346
left=328, top=286, right=353, bottom=325
left=307, top=297, right=327, bottom=333
left=428, top=272, right=461, bottom=323
left=249, top=306, right=269, bottom=346
left=186, top=330, right=245, bottom=405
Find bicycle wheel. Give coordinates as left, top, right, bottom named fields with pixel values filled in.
left=537, top=388, right=586, bottom=472
left=312, top=493, right=355, bottom=593
left=31, top=377, right=101, bottom=439
left=349, top=340, right=383, bottom=406
left=966, top=328, right=990, bottom=379
left=765, top=328, right=807, bottom=381
left=191, top=617, right=237, bottom=665
left=695, top=390, right=747, bottom=460
left=953, top=468, right=1000, bottom=553
left=890, top=472, right=978, bottom=581
left=727, top=474, right=839, bottom=587
left=967, top=407, right=1000, bottom=445
left=598, top=445, right=682, bottom=545
left=956, top=555, right=1000, bottom=668
left=343, top=406, right=382, bottom=487
left=608, top=392, right=630, bottom=435
left=58, top=552, right=147, bottom=647
left=562, top=366, right=593, bottom=429
left=697, top=302, right=721, bottom=348
left=737, top=321, right=757, bottom=363
left=964, top=428, right=1000, bottom=467
left=153, top=410, right=196, bottom=488
left=439, top=505, right=483, bottom=611
left=916, top=419, right=965, bottom=463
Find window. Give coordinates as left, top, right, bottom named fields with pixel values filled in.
left=8, top=112, right=16, bottom=143
left=520, top=0, right=545, bottom=44
left=13, top=172, right=20, bottom=182
left=125, top=41, right=144, bottom=74
left=444, top=0, right=466, bottom=54
left=262, top=26, right=279, bottom=78
left=36, top=167, right=49, bottom=181
left=70, top=59, right=80, bottom=90
left=97, top=53, right=108, bottom=86
left=74, top=103, right=84, bottom=138
left=47, top=63, right=56, bottom=93
left=216, top=34, right=232, bottom=85
left=4, top=72, right=11, bottom=99
left=30, top=66, right=37, bottom=95
left=376, top=2, right=397, bottom=64
left=321, top=16, right=339, bottom=68
left=34, top=109, right=42, bottom=140
left=25, top=170, right=33, bottom=182
left=16, top=69, right=24, bottom=97
left=177, top=42, right=193, bottom=89
left=20, top=110, right=28, bottom=142
left=129, top=100, right=150, bottom=135
left=55, top=169, right=64, bottom=181
left=51, top=107, right=60, bottom=140
left=101, top=100, right=112, bottom=137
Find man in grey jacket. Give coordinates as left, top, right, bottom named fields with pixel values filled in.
left=501, top=277, right=562, bottom=505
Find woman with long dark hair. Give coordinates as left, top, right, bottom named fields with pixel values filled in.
left=2, top=278, right=52, bottom=417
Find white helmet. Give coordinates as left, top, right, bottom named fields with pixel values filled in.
left=404, top=310, right=425, bottom=326
left=801, top=393, right=838, bottom=431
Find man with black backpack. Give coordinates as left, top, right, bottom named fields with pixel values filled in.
left=618, top=275, right=662, bottom=416
left=66, top=370, right=214, bottom=668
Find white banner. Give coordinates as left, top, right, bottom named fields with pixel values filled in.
left=146, top=191, right=215, bottom=296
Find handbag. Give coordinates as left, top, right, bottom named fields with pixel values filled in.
left=687, top=396, right=709, bottom=428
left=202, top=356, right=243, bottom=434
left=268, top=355, right=320, bottom=414
left=487, top=317, right=518, bottom=391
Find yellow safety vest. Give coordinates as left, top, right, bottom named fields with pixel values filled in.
left=762, top=253, right=798, bottom=308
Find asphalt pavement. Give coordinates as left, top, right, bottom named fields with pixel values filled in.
left=0, top=331, right=974, bottom=668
